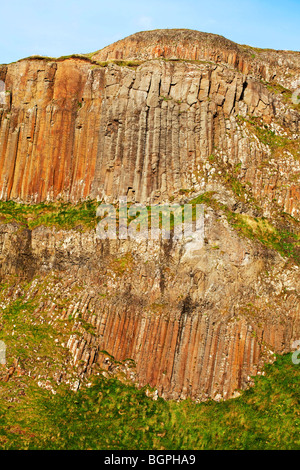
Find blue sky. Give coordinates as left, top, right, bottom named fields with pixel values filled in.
left=1, top=0, right=299, bottom=63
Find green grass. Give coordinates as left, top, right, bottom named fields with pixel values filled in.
left=13, top=54, right=143, bottom=70
left=0, top=269, right=299, bottom=450
left=0, top=197, right=298, bottom=264
left=265, top=81, right=300, bottom=112
left=0, top=281, right=73, bottom=377
left=237, top=115, right=300, bottom=159
left=0, top=200, right=194, bottom=235
left=0, top=351, right=299, bottom=450
left=226, top=212, right=300, bottom=264
left=191, top=192, right=300, bottom=265
left=15, top=54, right=99, bottom=64
left=0, top=199, right=100, bottom=231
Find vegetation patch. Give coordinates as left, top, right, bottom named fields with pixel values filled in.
left=110, top=254, right=134, bottom=276
left=0, top=349, right=299, bottom=450
left=227, top=212, right=300, bottom=263
left=190, top=192, right=300, bottom=265
left=0, top=270, right=299, bottom=451
left=0, top=199, right=100, bottom=231
left=13, top=55, right=143, bottom=70
left=238, top=115, right=300, bottom=160
left=265, top=81, right=300, bottom=112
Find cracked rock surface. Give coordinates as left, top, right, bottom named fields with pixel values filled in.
left=0, top=29, right=299, bottom=401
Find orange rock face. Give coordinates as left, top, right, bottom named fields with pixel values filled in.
left=0, top=30, right=299, bottom=401
left=0, top=58, right=101, bottom=201
left=0, top=31, right=299, bottom=218
left=92, top=29, right=300, bottom=88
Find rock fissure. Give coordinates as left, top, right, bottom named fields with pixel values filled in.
left=0, top=29, right=299, bottom=402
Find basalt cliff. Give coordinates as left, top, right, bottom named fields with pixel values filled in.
left=0, top=29, right=299, bottom=402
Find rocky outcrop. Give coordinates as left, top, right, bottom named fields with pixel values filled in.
left=0, top=30, right=299, bottom=218
left=0, top=30, right=299, bottom=402
left=0, top=216, right=299, bottom=401
left=92, top=29, right=300, bottom=90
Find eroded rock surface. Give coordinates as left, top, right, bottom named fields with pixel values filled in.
left=0, top=30, right=299, bottom=217
left=0, top=217, right=299, bottom=401
left=0, top=29, right=299, bottom=401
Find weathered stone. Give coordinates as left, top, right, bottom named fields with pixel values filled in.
left=0, top=29, right=299, bottom=402
left=0, top=40, right=299, bottom=217
left=0, top=215, right=299, bottom=401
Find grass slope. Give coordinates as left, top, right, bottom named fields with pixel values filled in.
left=0, top=353, right=299, bottom=450
left=0, top=291, right=299, bottom=450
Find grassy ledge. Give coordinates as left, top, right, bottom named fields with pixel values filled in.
left=0, top=199, right=100, bottom=231
left=0, top=198, right=299, bottom=264
left=191, top=192, right=300, bottom=265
